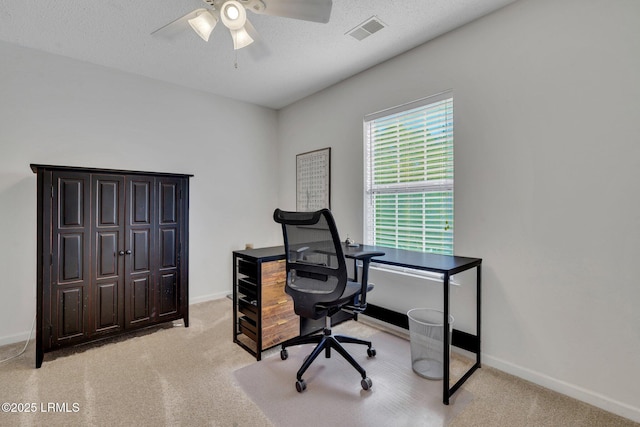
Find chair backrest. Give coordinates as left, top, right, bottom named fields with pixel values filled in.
left=273, top=209, right=348, bottom=319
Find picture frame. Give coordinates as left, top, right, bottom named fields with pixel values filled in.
left=296, top=147, right=331, bottom=211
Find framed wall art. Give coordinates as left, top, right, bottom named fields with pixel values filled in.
left=296, top=147, right=331, bottom=211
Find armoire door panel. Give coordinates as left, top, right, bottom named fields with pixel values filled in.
left=59, top=233, right=84, bottom=282
left=160, top=183, right=177, bottom=224
left=60, top=179, right=83, bottom=227
left=159, top=273, right=177, bottom=316
left=97, top=180, right=120, bottom=226
left=127, top=277, right=151, bottom=323
left=58, top=287, right=84, bottom=339
left=131, top=181, right=151, bottom=224
left=96, top=282, right=118, bottom=331
left=95, top=177, right=123, bottom=230
left=132, top=230, right=150, bottom=272
left=97, top=232, right=118, bottom=277
left=160, top=228, right=177, bottom=268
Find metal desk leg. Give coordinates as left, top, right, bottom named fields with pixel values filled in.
left=477, top=264, right=482, bottom=367
left=443, top=272, right=450, bottom=405
left=445, top=264, right=482, bottom=404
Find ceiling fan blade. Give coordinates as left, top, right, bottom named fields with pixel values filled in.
left=243, top=19, right=260, bottom=43
left=254, top=0, right=332, bottom=23
left=150, top=8, right=208, bottom=38
left=244, top=19, right=271, bottom=60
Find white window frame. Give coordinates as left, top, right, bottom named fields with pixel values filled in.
left=363, top=91, right=454, bottom=263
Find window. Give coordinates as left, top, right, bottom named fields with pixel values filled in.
left=364, top=91, right=454, bottom=255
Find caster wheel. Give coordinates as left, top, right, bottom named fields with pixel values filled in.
left=280, top=349, right=288, bottom=360
left=295, top=379, right=307, bottom=393
left=361, top=377, right=373, bottom=391
left=367, top=348, right=376, bottom=357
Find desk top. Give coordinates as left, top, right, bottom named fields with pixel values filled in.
left=234, top=244, right=481, bottom=275
left=233, top=245, right=286, bottom=262
left=345, top=244, right=481, bottom=275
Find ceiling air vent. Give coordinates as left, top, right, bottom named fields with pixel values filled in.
left=346, top=16, right=386, bottom=41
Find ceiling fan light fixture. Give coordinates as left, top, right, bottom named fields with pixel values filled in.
left=221, top=1, right=247, bottom=30
left=226, top=5, right=239, bottom=20
left=230, top=26, right=254, bottom=50
left=188, top=10, right=218, bottom=41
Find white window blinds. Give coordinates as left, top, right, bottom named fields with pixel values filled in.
left=364, top=91, right=454, bottom=255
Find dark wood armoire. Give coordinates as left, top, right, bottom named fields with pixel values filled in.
left=31, top=164, right=191, bottom=368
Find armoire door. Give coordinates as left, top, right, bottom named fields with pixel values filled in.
left=125, top=176, right=156, bottom=328
left=50, top=171, right=91, bottom=346
left=156, top=177, right=183, bottom=320
left=91, top=174, right=126, bottom=335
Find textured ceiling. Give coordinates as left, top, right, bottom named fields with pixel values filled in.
left=0, top=0, right=516, bottom=109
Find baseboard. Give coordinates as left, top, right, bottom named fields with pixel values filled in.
left=0, top=331, right=32, bottom=347
left=483, top=354, right=640, bottom=423
left=359, top=313, right=409, bottom=340
left=189, top=291, right=229, bottom=305
left=0, top=312, right=36, bottom=348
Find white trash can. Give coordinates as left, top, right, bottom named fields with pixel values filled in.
left=407, top=308, right=454, bottom=380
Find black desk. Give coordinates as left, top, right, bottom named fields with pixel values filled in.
left=344, top=244, right=482, bottom=405
left=237, top=244, right=482, bottom=404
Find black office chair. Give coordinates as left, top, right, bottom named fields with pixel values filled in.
left=273, top=208, right=384, bottom=392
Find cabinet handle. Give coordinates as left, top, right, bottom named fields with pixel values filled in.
left=277, top=299, right=288, bottom=305
left=125, top=250, right=132, bottom=255
left=277, top=320, right=288, bottom=325
left=118, top=251, right=125, bottom=256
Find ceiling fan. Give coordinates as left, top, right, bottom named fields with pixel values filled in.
left=152, top=0, right=333, bottom=50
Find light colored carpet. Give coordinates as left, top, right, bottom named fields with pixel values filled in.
left=235, top=331, right=471, bottom=427
left=0, top=298, right=638, bottom=426
left=0, top=299, right=272, bottom=427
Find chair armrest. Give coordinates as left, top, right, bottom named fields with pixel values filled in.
left=349, top=251, right=385, bottom=261
left=351, top=251, right=385, bottom=310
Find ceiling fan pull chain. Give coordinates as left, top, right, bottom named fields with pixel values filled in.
left=234, top=50, right=238, bottom=69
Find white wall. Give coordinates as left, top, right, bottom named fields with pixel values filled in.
left=277, top=0, right=640, bottom=422
left=0, top=41, right=279, bottom=345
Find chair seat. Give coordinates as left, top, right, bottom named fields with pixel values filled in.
left=322, top=281, right=374, bottom=312
left=335, top=281, right=360, bottom=305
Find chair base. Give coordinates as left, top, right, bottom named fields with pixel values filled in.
left=280, top=323, right=376, bottom=392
